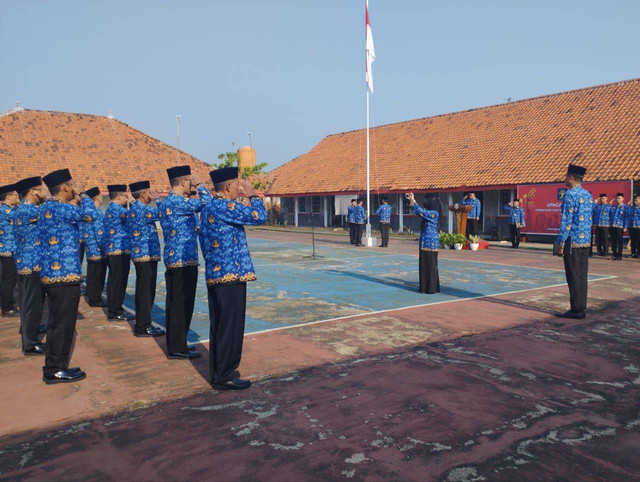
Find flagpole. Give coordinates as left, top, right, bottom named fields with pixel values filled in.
left=366, top=89, right=371, bottom=241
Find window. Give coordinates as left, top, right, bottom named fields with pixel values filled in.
left=282, top=198, right=294, bottom=214
left=298, top=196, right=307, bottom=213
left=499, top=190, right=513, bottom=216
left=311, top=196, right=322, bottom=214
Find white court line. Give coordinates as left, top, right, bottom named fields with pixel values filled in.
left=190, top=274, right=616, bottom=344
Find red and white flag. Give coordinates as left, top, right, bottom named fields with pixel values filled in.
left=365, top=0, right=375, bottom=93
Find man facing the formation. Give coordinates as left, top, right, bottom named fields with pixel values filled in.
left=375, top=197, right=392, bottom=248
left=0, top=184, right=20, bottom=317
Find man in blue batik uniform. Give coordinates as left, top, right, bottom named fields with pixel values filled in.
left=461, top=192, right=481, bottom=237
left=555, top=164, right=593, bottom=320
left=346, top=199, right=357, bottom=245
left=128, top=180, right=165, bottom=338
left=39, top=168, right=94, bottom=383
left=14, top=177, right=47, bottom=355
left=200, top=167, right=267, bottom=390
left=609, top=192, right=629, bottom=261
left=104, top=185, right=133, bottom=321
left=504, top=199, right=526, bottom=248
left=82, top=187, right=108, bottom=308
left=593, top=193, right=611, bottom=257
left=160, top=165, right=212, bottom=359
left=375, top=197, right=392, bottom=247
left=354, top=199, right=366, bottom=246
left=0, top=183, right=20, bottom=317
left=629, top=194, right=640, bottom=258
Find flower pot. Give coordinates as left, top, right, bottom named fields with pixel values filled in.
left=470, top=243, right=479, bottom=251
left=454, top=243, right=463, bottom=250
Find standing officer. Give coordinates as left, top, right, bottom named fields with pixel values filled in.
left=39, top=169, right=93, bottom=383
left=593, top=193, right=611, bottom=257
left=628, top=195, right=640, bottom=258
left=105, top=185, right=133, bottom=321
left=128, top=180, right=165, bottom=338
left=609, top=192, right=628, bottom=261
left=354, top=199, right=366, bottom=246
left=0, top=183, right=20, bottom=317
left=160, top=166, right=211, bottom=359
left=200, top=167, right=267, bottom=390
left=347, top=199, right=357, bottom=245
left=505, top=199, right=526, bottom=248
left=14, top=177, right=46, bottom=355
left=375, top=197, right=392, bottom=247
left=555, top=164, right=593, bottom=320
left=461, top=192, right=481, bottom=237
left=82, top=187, right=108, bottom=307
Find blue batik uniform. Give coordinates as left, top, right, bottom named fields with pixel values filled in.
left=13, top=201, right=41, bottom=274
left=593, top=203, right=612, bottom=227
left=375, top=204, right=392, bottom=223
left=158, top=185, right=212, bottom=268
left=610, top=203, right=629, bottom=229
left=556, top=186, right=593, bottom=248
left=411, top=204, right=439, bottom=251
left=38, top=197, right=93, bottom=285
left=0, top=203, right=16, bottom=257
left=128, top=200, right=161, bottom=263
left=629, top=205, right=640, bottom=228
left=347, top=205, right=355, bottom=223
left=104, top=202, right=131, bottom=256
left=82, top=202, right=106, bottom=261
left=200, top=195, right=267, bottom=286
left=504, top=205, right=526, bottom=227
left=462, top=198, right=481, bottom=220
left=353, top=206, right=366, bottom=224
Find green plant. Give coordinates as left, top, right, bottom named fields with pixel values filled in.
left=439, top=231, right=453, bottom=248
left=453, top=233, right=467, bottom=245
left=468, top=234, right=480, bottom=244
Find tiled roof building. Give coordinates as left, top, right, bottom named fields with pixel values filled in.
left=0, top=108, right=212, bottom=192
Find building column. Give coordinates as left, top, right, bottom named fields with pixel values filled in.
left=398, top=193, right=404, bottom=234
left=323, top=197, right=328, bottom=228
left=294, top=197, right=299, bottom=227
left=448, top=193, right=453, bottom=233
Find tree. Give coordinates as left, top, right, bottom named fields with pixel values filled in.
left=214, top=143, right=271, bottom=191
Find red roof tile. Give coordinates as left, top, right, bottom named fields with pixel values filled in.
left=268, top=78, right=640, bottom=196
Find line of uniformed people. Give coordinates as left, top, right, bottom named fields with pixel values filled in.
left=591, top=192, right=640, bottom=260
left=0, top=166, right=267, bottom=390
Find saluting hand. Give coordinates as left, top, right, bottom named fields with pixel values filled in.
left=190, top=175, right=203, bottom=187
left=239, top=180, right=256, bottom=198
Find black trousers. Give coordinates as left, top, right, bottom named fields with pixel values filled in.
left=509, top=224, right=521, bottom=248
left=610, top=227, right=624, bottom=259
left=467, top=219, right=478, bottom=238
left=380, top=223, right=390, bottom=247
left=86, top=258, right=108, bottom=306
left=0, top=256, right=17, bottom=312
left=43, top=284, right=80, bottom=376
left=630, top=227, right=640, bottom=256
left=419, top=250, right=440, bottom=294
left=355, top=223, right=364, bottom=245
left=165, top=265, right=198, bottom=353
left=18, top=272, right=44, bottom=350
left=563, top=240, right=589, bottom=313
left=208, top=282, right=247, bottom=384
left=79, top=242, right=85, bottom=266
left=107, top=254, right=130, bottom=316
left=349, top=223, right=356, bottom=244
left=596, top=226, right=609, bottom=255
left=134, top=261, right=157, bottom=332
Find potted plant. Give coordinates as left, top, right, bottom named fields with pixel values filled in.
left=453, top=233, right=467, bottom=250
left=468, top=234, right=480, bottom=251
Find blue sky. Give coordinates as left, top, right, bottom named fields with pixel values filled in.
left=1, top=0, right=638, bottom=170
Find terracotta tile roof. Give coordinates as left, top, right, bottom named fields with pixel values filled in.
left=0, top=109, right=213, bottom=192
left=269, top=78, right=640, bottom=196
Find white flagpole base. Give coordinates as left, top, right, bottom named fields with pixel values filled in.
left=365, top=236, right=377, bottom=247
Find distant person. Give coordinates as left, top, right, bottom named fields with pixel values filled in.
left=346, top=199, right=356, bottom=245
left=354, top=199, right=366, bottom=246
left=609, top=192, right=628, bottom=261
left=593, top=193, right=612, bottom=257
left=82, top=187, right=108, bottom=308
left=629, top=194, right=640, bottom=258
left=461, top=192, right=481, bottom=237
left=0, top=183, right=19, bottom=317
left=375, top=197, right=392, bottom=247
left=505, top=199, right=525, bottom=248
left=555, top=164, right=593, bottom=320
left=406, top=193, right=440, bottom=294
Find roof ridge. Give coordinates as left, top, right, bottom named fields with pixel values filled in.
left=326, top=77, right=640, bottom=138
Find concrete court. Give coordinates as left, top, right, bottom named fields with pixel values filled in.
left=0, top=229, right=638, bottom=481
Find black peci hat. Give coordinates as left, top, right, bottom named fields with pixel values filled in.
left=599, top=193, right=607, bottom=198
left=210, top=167, right=238, bottom=185
left=107, top=184, right=127, bottom=194
left=616, top=192, right=624, bottom=197
left=567, top=164, right=587, bottom=177
left=85, top=186, right=101, bottom=198
left=43, top=169, right=72, bottom=190
left=167, top=165, right=191, bottom=180
left=15, top=177, right=43, bottom=195
left=0, top=183, right=16, bottom=196
left=351, top=199, right=357, bottom=202
left=129, top=181, right=150, bottom=193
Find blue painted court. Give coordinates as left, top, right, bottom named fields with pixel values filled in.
left=117, top=238, right=607, bottom=342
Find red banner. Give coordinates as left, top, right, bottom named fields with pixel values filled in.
left=517, top=180, right=632, bottom=235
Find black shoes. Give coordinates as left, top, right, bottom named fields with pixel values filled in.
left=107, top=312, right=135, bottom=322
left=2, top=308, right=19, bottom=317
left=134, top=326, right=166, bottom=337
left=555, top=310, right=586, bottom=320
left=167, top=350, right=201, bottom=360
left=89, top=301, right=107, bottom=308
left=23, top=343, right=46, bottom=356
left=212, top=378, right=251, bottom=391
left=43, top=368, right=87, bottom=384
